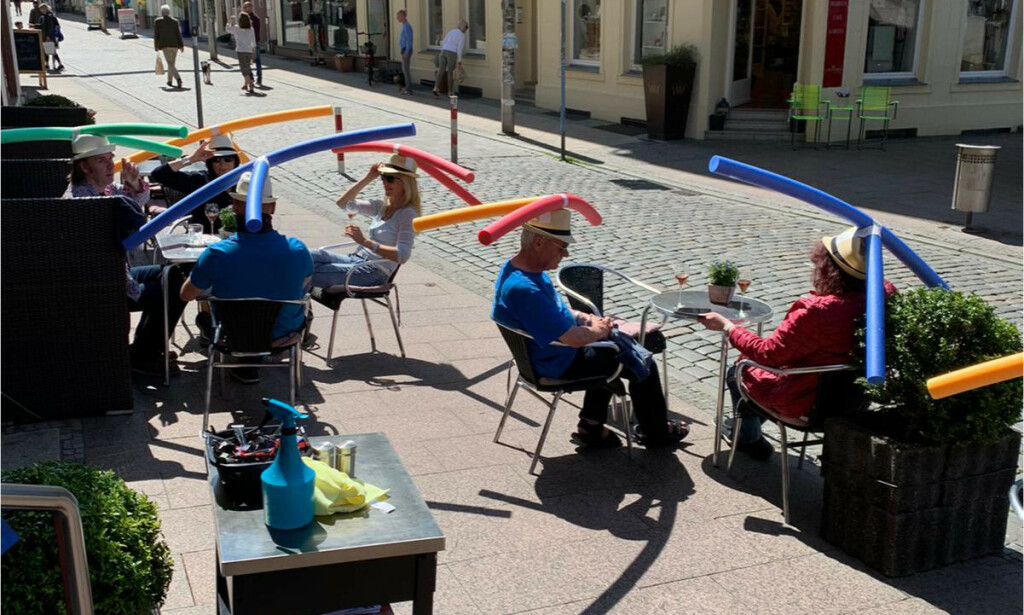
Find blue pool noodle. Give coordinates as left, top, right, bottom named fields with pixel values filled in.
left=864, top=231, right=885, bottom=385
left=246, top=157, right=270, bottom=232
left=122, top=123, right=417, bottom=251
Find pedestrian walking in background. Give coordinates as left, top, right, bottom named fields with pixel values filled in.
left=153, top=5, right=184, bottom=88
left=38, top=4, right=63, bottom=71
left=27, top=1, right=40, bottom=27
left=227, top=12, right=257, bottom=94
left=13, top=0, right=23, bottom=17
left=242, top=1, right=263, bottom=87
left=433, top=19, right=467, bottom=97
left=397, top=9, right=413, bottom=95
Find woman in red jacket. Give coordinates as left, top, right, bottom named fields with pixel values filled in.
left=698, top=228, right=896, bottom=460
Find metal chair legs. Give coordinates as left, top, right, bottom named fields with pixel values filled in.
left=327, top=308, right=340, bottom=361
left=529, top=392, right=563, bottom=475
left=779, top=423, right=791, bottom=525
left=726, top=415, right=742, bottom=474
left=797, top=431, right=809, bottom=469
left=494, top=379, right=521, bottom=444
left=361, top=299, right=376, bottom=352
left=385, top=296, right=405, bottom=358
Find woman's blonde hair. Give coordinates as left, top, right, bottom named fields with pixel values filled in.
left=390, top=175, right=421, bottom=215
left=237, top=11, right=251, bottom=28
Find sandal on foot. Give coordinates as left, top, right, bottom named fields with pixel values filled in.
left=635, top=420, right=690, bottom=448
left=571, top=423, right=622, bottom=449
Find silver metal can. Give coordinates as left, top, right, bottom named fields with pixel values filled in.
left=337, top=440, right=357, bottom=478
left=311, top=441, right=337, bottom=469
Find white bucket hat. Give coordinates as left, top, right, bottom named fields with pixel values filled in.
left=71, top=134, right=117, bottom=161
left=229, top=171, right=276, bottom=204
left=209, top=134, right=238, bottom=157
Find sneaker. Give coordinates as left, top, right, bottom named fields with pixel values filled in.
left=131, top=354, right=181, bottom=377
left=230, top=367, right=260, bottom=384
left=736, top=437, right=773, bottom=461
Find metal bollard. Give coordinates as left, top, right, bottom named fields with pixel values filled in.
left=333, top=106, right=345, bottom=175
left=450, top=94, right=458, bottom=165
left=952, top=143, right=1000, bottom=234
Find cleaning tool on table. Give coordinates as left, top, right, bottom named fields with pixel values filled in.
left=301, top=457, right=389, bottom=516
left=260, top=398, right=315, bottom=530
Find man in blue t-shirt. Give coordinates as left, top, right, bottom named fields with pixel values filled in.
left=492, top=210, right=688, bottom=450
left=181, top=172, right=313, bottom=384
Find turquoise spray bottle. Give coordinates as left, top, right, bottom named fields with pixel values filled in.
left=260, top=398, right=315, bottom=530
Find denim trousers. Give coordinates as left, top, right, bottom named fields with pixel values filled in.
left=726, top=365, right=765, bottom=443
left=560, top=346, right=669, bottom=442
left=309, top=250, right=389, bottom=288
left=254, top=45, right=262, bottom=83
left=129, top=265, right=187, bottom=357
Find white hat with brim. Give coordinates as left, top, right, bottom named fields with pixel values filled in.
left=378, top=154, right=419, bottom=177
left=229, top=171, right=276, bottom=204
left=524, top=209, right=574, bottom=244
left=209, top=134, right=238, bottom=157
left=71, top=134, right=117, bottom=161
left=822, top=227, right=867, bottom=280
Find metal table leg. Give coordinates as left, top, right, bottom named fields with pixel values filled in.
left=162, top=266, right=170, bottom=386
left=712, top=333, right=729, bottom=467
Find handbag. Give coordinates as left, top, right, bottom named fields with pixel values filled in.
left=155, top=54, right=165, bottom=75
left=55, top=24, right=63, bottom=42
left=43, top=41, right=55, bottom=54
left=453, top=65, right=466, bottom=84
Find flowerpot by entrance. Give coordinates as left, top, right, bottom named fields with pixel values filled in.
left=707, top=284, right=734, bottom=306
left=641, top=62, right=695, bottom=140
left=334, top=54, right=354, bottom=72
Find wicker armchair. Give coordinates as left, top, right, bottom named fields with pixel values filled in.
left=1, top=197, right=133, bottom=421
left=1, top=105, right=91, bottom=128
left=1, top=158, right=72, bottom=198
left=1, top=139, right=74, bottom=159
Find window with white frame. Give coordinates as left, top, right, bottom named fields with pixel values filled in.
left=571, top=0, right=601, bottom=64
left=465, top=0, right=486, bottom=52
left=961, top=0, right=1017, bottom=74
left=427, top=0, right=443, bottom=47
left=864, top=0, right=923, bottom=77
left=632, top=0, right=667, bottom=68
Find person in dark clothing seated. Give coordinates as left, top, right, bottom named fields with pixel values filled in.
left=492, top=210, right=689, bottom=450
left=698, top=228, right=897, bottom=460
left=149, top=134, right=241, bottom=233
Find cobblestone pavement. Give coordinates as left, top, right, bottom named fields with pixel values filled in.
left=47, top=13, right=1023, bottom=411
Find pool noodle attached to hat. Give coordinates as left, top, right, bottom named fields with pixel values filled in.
left=107, top=136, right=183, bottom=158
left=477, top=194, right=601, bottom=246
left=122, top=123, right=416, bottom=251
left=332, top=141, right=475, bottom=183
left=413, top=197, right=542, bottom=233
left=927, top=352, right=1023, bottom=400
left=0, top=123, right=188, bottom=144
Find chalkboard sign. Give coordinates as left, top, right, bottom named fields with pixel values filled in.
left=14, top=29, right=44, bottom=72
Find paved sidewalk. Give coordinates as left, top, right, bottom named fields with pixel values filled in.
left=4, top=12, right=1023, bottom=615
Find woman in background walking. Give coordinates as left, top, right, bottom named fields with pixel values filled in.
left=38, top=4, right=63, bottom=71
left=153, top=5, right=184, bottom=88
left=227, top=12, right=257, bottom=93
left=13, top=0, right=23, bottom=17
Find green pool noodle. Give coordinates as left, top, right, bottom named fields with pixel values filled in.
left=107, top=136, right=182, bottom=158
left=1, top=123, right=188, bottom=144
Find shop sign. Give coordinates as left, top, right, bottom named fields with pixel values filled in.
left=823, top=0, right=849, bottom=88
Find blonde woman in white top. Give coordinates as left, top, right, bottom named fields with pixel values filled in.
left=227, top=12, right=257, bottom=93
left=309, top=155, right=420, bottom=288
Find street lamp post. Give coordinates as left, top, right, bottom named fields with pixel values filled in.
left=500, top=0, right=516, bottom=135
left=189, top=0, right=204, bottom=127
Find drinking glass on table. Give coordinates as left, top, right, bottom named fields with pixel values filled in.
left=673, top=262, right=690, bottom=310
left=204, top=203, right=220, bottom=232
left=186, top=224, right=204, bottom=245
left=737, top=276, right=752, bottom=317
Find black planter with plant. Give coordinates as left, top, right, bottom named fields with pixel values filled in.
left=821, top=288, right=1022, bottom=577
left=1, top=460, right=174, bottom=615
left=640, top=44, right=699, bottom=140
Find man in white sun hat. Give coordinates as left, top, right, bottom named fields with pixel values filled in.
left=492, top=209, right=689, bottom=453
left=181, top=171, right=313, bottom=384
left=62, top=134, right=188, bottom=377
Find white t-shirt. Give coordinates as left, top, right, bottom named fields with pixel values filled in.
left=440, top=28, right=466, bottom=61
left=348, top=198, right=416, bottom=275
left=227, top=25, right=257, bottom=53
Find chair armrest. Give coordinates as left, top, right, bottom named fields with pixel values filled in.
left=734, top=359, right=856, bottom=406
left=318, top=240, right=357, bottom=252
left=600, top=265, right=661, bottom=295
left=340, top=258, right=392, bottom=297
left=557, top=284, right=602, bottom=316
left=890, top=100, right=899, bottom=119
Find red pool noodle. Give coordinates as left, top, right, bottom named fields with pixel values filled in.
left=417, top=160, right=482, bottom=205
left=477, top=194, right=601, bottom=246
left=332, top=141, right=475, bottom=183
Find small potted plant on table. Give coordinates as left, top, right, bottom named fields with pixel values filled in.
left=707, top=260, right=739, bottom=305
left=218, top=208, right=238, bottom=238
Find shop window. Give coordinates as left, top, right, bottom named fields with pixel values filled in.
left=427, top=0, right=443, bottom=47
left=328, top=0, right=357, bottom=53
left=864, top=0, right=923, bottom=77
left=632, top=0, right=667, bottom=69
left=465, top=0, right=486, bottom=52
left=571, top=0, right=601, bottom=65
left=961, top=0, right=1017, bottom=74
left=283, top=0, right=312, bottom=47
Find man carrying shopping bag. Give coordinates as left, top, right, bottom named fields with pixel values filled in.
left=153, top=4, right=183, bottom=88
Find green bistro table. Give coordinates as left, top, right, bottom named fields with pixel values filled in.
left=209, top=433, right=445, bottom=615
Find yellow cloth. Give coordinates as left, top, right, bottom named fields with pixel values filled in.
left=301, top=457, right=389, bottom=516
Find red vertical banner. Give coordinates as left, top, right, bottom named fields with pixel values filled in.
left=822, top=0, right=849, bottom=88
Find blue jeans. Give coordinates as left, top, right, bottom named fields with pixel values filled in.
left=254, top=45, right=262, bottom=83
left=129, top=264, right=187, bottom=358
left=726, top=365, right=765, bottom=443
left=309, top=250, right=389, bottom=288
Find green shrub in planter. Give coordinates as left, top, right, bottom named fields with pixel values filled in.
left=855, top=287, right=1022, bottom=444
left=707, top=260, right=740, bottom=287
left=24, top=95, right=96, bottom=124
left=1, top=461, right=173, bottom=615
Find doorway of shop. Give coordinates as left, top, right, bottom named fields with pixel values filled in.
left=728, top=0, right=803, bottom=108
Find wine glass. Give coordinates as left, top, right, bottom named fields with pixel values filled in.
left=344, top=201, right=358, bottom=220
left=204, top=203, right=220, bottom=235
left=673, top=262, right=690, bottom=310
left=737, top=276, right=752, bottom=318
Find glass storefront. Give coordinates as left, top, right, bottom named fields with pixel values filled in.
left=572, top=0, right=601, bottom=64
left=864, top=0, right=921, bottom=76
left=961, top=0, right=1016, bottom=74
left=281, top=0, right=356, bottom=52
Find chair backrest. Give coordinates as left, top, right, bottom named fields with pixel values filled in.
left=495, top=322, right=542, bottom=387
left=859, top=86, right=891, bottom=112
left=805, top=369, right=868, bottom=430
left=1, top=105, right=91, bottom=128
left=1, top=140, right=74, bottom=159
left=791, top=84, right=822, bottom=115
left=1, top=158, right=72, bottom=198
left=210, top=298, right=284, bottom=354
left=557, top=264, right=604, bottom=315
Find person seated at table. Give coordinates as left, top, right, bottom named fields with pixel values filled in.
left=180, top=171, right=313, bottom=384
left=62, top=134, right=188, bottom=376
left=149, top=135, right=242, bottom=233
left=307, top=155, right=419, bottom=289
left=492, top=210, right=689, bottom=450
left=697, top=228, right=897, bottom=460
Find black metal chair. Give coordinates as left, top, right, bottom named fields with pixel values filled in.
left=729, top=360, right=867, bottom=524
left=0, top=158, right=72, bottom=198
left=308, top=242, right=404, bottom=362
left=203, top=297, right=309, bottom=431
left=493, top=321, right=634, bottom=475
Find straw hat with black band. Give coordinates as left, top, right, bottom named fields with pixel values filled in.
left=71, top=134, right=117, bottom=161
left=229, top=171, right=276, bottom=204
left=821, top=227, right=867, bottom=280
left=523, top=209, right=574, bottom=244
left=378, top=154, right=419, bottom=178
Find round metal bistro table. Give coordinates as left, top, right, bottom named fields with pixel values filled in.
left=639, top=290, right=774, bottom=466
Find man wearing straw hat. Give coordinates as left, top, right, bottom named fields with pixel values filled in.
left=492, top=210, right=689, bottom=451
left=62, top=134, right=188, bottom=377
left=181, top=171, right=313, bottom=384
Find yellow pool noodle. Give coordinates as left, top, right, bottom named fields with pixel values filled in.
left=413, top=197, right=542, bottom=233
left=927, top=352, right=1023, bottom=399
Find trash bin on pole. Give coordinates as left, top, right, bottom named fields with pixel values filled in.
left=951, top=144, right=1000, bottom=234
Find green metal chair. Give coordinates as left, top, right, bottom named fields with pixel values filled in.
left=787, top=84, right=829, bottom=149
left=856, top=86, right=899, bottom=150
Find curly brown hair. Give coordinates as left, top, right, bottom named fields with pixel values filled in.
left=811, top=242, right=865, bottom=296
